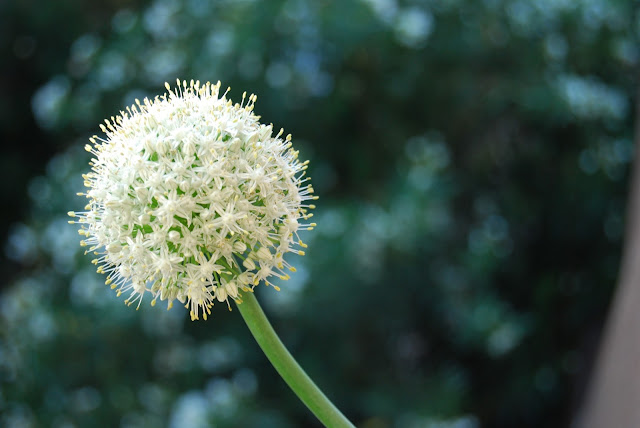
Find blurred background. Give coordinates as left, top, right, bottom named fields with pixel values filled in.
left=1, top=0, right=638, bottom=426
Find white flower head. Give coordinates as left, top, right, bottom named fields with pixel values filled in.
left=69, top=79, right=317, bottom=320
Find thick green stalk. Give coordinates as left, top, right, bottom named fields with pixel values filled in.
left=236, top=291, right=355, bottom=428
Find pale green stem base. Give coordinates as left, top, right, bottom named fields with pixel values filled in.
left=236, top=291, right=355, bottom=428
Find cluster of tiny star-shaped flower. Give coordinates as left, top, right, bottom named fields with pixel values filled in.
left=69, top=80, right=316, bottom=320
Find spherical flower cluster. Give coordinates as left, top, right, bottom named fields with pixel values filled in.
left=69, top=80, right=316, bottom=320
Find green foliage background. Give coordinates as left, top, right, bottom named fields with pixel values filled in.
left=1, top=0, right=638, bottom=426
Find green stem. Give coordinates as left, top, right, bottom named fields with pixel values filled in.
left=236, top=291, right=355, bottom=428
